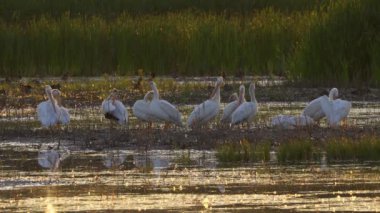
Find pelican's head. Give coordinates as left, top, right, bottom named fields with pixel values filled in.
left=148, top=80, right=157, bottom=89
left=51, top=89, right=61, bottom=98
left=144, top=90, right=154, bottom=102
left=44, top=85, right=52, bottom=93
left=216, top=77, right=224, bottom=85
left=238, top=85, right=246, bottom=103
left=329, top=88, right=339, bottom=100
left=239, top=85, right=245, bottom=95
left=249, top=82, right=255, bottom=91
left=229, top=93, right=238, bottom=101
left=215, top=77, right=224, bottom=88
left=109, top=88, right=119, bottom=100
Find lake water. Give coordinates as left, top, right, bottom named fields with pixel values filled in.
left=1, top=142, right=379, bottom=212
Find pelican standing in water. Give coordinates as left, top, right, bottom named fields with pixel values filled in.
left=231, top=82, right=258, bottom=127
left=37, top=85, right=70, bottom=127
left=221, top=85, right=246, bottom=124
left=101, top=89, right=128, bottom=125
left=302, top=88, right=339, bottom=122
left=148, top=80, right=182, bottom=127
left=187, top=77, right=224, bottom=128
left=132, top=90, right=155, bottom=127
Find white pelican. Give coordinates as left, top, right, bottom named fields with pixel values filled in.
left=320, top=96, right=352, bottom=127
left=51, top=89, right=70, bottom=125
left=231, top=82, right=258, bottom=126
left=148, top=81, right=182, bottom=126
left=221, top=85, right=246, bottom=124
left=101, top=89, right=128, bottom=125
left=271, top=115, right=315, bottom=129
left=132, top=90, right=154, bottom=122
left=187, top=77, right=224, bottom=128
left=302, top=88, right=339, bottom=122
left=220, top=92, right=238, bottom=123
left=37, top=85, right=70, bottom=127
left=38, top=146, right=60, bottom=171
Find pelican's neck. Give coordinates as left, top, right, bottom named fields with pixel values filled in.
left=55, top=95, right=62, bottom=107
left=144, top=91, right=154, bottom=102
left=151, top=83, right=160, bottom=100
left=210, top=84, right=221, bottom=103
left=46, top=88, right=58, bottom=113
left=328, top=88, right=338, bottom=100
left=249, top=86, right=256, bottom=103
left=239, top=87, right=246, bottom=103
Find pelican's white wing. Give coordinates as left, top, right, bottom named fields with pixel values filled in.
left=58, top=107, right=70, bottom=125
left=231, top=102, right=257, bottom=125
left=157, top=100, right=182, bottom=125
left=321, top=98, right=351, bottom=127
left=133, top=100, right=152, bottom=121
left=187, top=100, right=219, bottom=127
left=302, top=96, right=326, bottom=121
left=101, top=100, right=116, bottom=113
left=221, top=100, right=239, bottom=123
left=271, top=115, right=296, bottom=129
left=37, top=101, right=58, bottom=127
left=148, top=99, right=182, bottom=125
left=102, top=100, right=128, bottom=125
left=113, top=100, right=128, bottom=125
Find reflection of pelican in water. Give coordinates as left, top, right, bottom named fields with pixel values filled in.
left=133, top=154, right=170, bottom=172
left=38, top=146, right=61, bottom=171
left=102, top=150, right=126, bottom=168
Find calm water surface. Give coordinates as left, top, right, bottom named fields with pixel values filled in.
left=1, top=142, right=379, bottom=212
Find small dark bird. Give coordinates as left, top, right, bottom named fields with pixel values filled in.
left=149, top=72, right=156, bottom=81
left=19, top=83, right=33, bottom=94
left=51, top=83, right=61, bottom=90
left=61, top=72, right=69, bottom=81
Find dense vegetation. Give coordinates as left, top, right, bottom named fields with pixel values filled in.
left=0, top=0, right=379, bottom=86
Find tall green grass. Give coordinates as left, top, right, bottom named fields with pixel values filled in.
left=290, top=0, right=380, bottom=86
left=0, top=11, right=305, bottom=77
left=1, top=0, right=379, bottom=87
left=0, top=0, right=326, bottom=21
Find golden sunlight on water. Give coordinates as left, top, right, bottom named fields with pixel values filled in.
left=0, top=143, right=379, bottom=212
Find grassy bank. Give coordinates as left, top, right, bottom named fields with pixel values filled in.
left=0, top=0, right=379, bottom=86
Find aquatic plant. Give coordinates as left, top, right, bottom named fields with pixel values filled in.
left=216, top=139, right=271, bottom=163
left=325, top=136, right=380, bottom=161
left=276, top=140, right=315, bottom=163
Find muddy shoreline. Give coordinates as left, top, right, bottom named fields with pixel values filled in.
left=1, top=126, right=379, bottom=150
